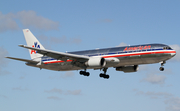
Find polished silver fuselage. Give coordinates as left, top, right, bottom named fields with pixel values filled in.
left=26, top=43, right=176, bottom=71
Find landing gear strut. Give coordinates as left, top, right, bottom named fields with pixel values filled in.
left=79, top=70, right=90, bottom=76
left=99, top=68, right=109, bottom=79
left=159, top=61, right=166, bottom=71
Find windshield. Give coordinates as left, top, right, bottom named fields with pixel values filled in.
left=163, top=46, right=172, bottom=50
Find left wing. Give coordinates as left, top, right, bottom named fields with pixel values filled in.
left=19, top=45, right=89, bottom=61
left=6, top=57, right=40, bottom=63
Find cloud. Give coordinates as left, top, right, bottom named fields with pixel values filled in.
left=65, top=90, right=81, bottom=95
left=138, top=65, right=149, bottom=71
left=49, top=72, right=75, bottom=79
left=50, top=36, right=81, bottom=44
left=17, top=11, right=59, bottom=30
left=117, top=42, right=128, bottom=47
left=12, top=86, right=28, bottom=91
left=38, top=35, right=82, bottom=45
left=0, top=47, right=9, bottom=75
left=139, top=65, right=173, bottom=85
left=0, top=11, right=59, bottom=32
left=165, top=97, right=180, bottom=111
left=170, top=44, right=180, bottom=62
left=44, top=88, right=63, bottom=94
left=134, top=89, right=180, bottom=111
left=38, top=35, right=49, bottom=41
left=0, top=12, right=18, bottom=32
left=47, top=96, right=62, bottom=101
left=142, top=73, right=166, bottom=85
left=19, top=76, right=25, bottom=79
left=60, top=72, right=75, bottom=78
left=134, top=89, right=172, bottom=99
left=0, top=47, right=8, bottom=64
left=45, top=88, right=82, bottom=96
left=0, top=95, right=8, bottom=99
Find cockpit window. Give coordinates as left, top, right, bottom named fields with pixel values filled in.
left=163, top=46, right=172, bottom=50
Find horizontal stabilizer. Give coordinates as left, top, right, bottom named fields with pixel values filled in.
left=6, top=57, right=39, bottom=64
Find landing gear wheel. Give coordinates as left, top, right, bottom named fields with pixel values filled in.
left=99, top=73, right=110, bottom=79
left=159, top=67, right=164, bottom=71
left=99, top=73, right=104, bottom=77
left=79, top=71, right=90, bottom=76
left=85, top=72, right=90, bottom=76
left=104, top=75, right=109, bottom=79
left=79, top=71, right=84, bottom=75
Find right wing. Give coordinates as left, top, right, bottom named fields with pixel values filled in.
left=19, top=45, right=90, bottom=62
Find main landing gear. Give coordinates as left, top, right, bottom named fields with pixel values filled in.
left=79, top=70, right=90, bottom=76
left=159, top=61, right=166, bottom=71
left=79, top=68, right=110, bottom=79
left=99, top=68, right=109, bottom=79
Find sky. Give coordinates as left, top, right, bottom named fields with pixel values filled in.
left=0, top=0, right=180, bottom=111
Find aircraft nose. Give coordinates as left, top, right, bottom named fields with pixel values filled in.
left=171, top=50, right=176, bottom=57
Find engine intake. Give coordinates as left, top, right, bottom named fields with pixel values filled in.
left=116, top=65, right=139, bottom=73
left=85, top=57, right=106, bottom=68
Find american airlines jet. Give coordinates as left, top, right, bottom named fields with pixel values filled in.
left=6, top=29, right=176, bottom=79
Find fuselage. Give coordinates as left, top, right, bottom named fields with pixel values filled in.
left=26, top=43, right=176, bottom=71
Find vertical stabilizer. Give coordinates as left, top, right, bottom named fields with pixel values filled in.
left=23, top=29, right=45, bottom=60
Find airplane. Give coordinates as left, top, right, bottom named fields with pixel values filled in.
left=6, top=29, right=176, bottom=79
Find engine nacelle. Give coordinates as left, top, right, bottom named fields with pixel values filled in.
left=116, top=65, right=139, bottom=73
left=85, top=57, right=106, bottom=68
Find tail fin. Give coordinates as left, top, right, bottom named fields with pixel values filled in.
left=23, top=29, right=45, bottom=60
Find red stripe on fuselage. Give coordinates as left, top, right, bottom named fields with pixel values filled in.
left=43, top=50, right=176, bottom=64
left=44, top=60, right=73, bottom=64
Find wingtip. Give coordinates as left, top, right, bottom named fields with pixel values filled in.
left=18, top=44, right=25, bottom=47
left=5, top=57, right=15, bottom=59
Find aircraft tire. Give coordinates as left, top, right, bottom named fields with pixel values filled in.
left=79, top=71, right=84, bottom=75
left=159, top=67, right=164, bottom=71
left=99, top=73, right=104, bottom=77
left=85, top=72, right=90, bottom=76
left=104, top=75, right=109, bottom=79
left=99, top=73, right=109, bottom=79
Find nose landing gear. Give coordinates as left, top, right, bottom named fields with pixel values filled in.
left=159, top=61, right=166, bottom=71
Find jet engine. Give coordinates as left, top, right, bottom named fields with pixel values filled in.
left=85, top=57, right=106, bottom=68
left=116, top=65, right=139, bottom=73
